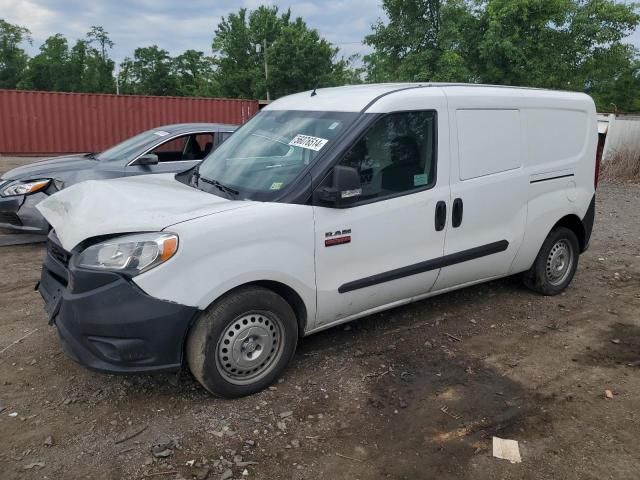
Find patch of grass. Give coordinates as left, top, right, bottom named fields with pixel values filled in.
left=602, top=147, right=640, bottom=183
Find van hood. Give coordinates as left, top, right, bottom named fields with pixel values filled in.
left=37, top=173, right=255, bottom=251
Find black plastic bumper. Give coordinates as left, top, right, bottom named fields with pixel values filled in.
left=38, top=233, right=198, bottom=374
left=0, top=192, right=50, bottom=232
left=0, top=195, right=24, bottom=227
left=581, top=194, right=596, bottom=252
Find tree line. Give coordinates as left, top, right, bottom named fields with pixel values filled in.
left=1, top=1, right=639, bottom=111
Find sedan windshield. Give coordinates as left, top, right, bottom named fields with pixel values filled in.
left=96, top=129, right=173, bottom=162
left=196, top=110, right=357, bottom=199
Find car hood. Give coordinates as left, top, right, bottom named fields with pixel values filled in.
left=1, top=154, right=97, bottom=181
left=37, top=173, right=255, bottom=251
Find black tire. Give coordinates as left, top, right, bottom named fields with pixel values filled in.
left=186, top=286, right=298, bottom=398
left=523, top=226, right=580, bottom=296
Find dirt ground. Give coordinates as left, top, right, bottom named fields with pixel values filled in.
left=1, top=156, right=639, bottom=480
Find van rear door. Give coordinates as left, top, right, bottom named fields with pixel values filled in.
left=432, top=103, right=528, bottom=291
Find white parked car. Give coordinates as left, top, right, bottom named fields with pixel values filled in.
left=37, top=84, right=598, bottom=397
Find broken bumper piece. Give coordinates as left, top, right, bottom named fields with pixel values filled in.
left=38, top=232, right=198, bottom=374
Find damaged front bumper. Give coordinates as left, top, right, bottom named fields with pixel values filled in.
left=38, top=232, right=198, bottom=374
left=0, top=191, right=49, bottom=232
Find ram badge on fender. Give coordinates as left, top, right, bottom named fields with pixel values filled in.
left=36, top=83, right=598, bottom=398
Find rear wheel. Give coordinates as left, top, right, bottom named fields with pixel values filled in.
left=186, top=286, right=298, bottom=398
left=523, top=226, right=579, bottom=296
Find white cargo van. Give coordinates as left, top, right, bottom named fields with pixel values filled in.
left=37, top=84, right=598, bottom=397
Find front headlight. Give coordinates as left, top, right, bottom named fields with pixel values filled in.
left=74, top=233, right=179, bottom=276
left=1, top=179, right=51, bottom=197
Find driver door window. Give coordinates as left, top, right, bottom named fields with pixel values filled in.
left=150, top=135, right=190, bottom=162
left=338, top=111, right=437, bottom=202
left=147, top=133, right=214, bottom=162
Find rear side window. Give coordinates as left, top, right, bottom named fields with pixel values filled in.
left=190, top=133, right=215, bottom=159
left=337, top=111, right=437, bottom=201
left=456, top=109, right=521, bottom=180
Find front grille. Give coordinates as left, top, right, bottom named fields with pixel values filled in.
left=48, top=239, right=71, bottom=266
left=0, top=212, right=22, bottom=226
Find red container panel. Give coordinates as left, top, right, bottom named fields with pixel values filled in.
left=0, top=89, right=259, bottom=155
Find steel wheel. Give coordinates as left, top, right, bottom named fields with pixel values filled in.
left=215, top=312, right=285, bottom=386
left=523, top=226, right=580, bottom=296
left=545, top=239, right=574, bottom=287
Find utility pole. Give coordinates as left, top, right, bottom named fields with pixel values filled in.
left=115, top=68, right=120, bottom=95
left=263, top=39, right=270, bottom=101
left=256, top=40, right=270, bottom=101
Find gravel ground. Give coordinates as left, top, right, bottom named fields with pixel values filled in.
left=1, top=156, right=639, bottom=479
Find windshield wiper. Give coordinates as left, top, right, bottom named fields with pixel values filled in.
left=84, top=152, right=98, bottom=160
left=199, top=176, right=239, bottom=197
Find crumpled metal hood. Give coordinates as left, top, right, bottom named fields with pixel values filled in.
left=37, top=173, right=254, bottom=251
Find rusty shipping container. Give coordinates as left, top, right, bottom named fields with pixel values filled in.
left=0, top=89, right=259, bottom=155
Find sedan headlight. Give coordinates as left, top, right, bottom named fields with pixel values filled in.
left=75, top=233, right=179, bottom=276
left=1, top=179, right=51, bottom=197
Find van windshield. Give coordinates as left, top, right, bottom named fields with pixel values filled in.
left=196, top=110, right=357, bottom=199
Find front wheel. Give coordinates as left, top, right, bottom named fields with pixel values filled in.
left=523, top=226, right=580, bottom=296
left=186, top=286, right=298, bottom=398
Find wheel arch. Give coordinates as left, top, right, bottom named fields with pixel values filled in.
left=249, top=280, right=308, bottom=337
left=552, top=214, right=587, bottom=252
left=190, top=280, right=309, bottom=338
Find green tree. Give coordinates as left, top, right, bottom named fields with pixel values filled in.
left=266, top=17, right=347, bottom=98
left=17, top=27, right=115, bottom=93
left=471, top=0, right=640, bottom=90
left=365, top=0, right=640, bottom=111
left=364, top=0, right=476, bottom=82
left=563, top=0, right=640, bottom=110
left=172, top=49, right=219, bottom=97
left=119, top=45, right=178, bottom=95
left=331, top=54, right=366, bottom=85
left=212, top=6, right=358, bottom=99
left=212, top=7, right=279, bottom=99
left=87, top=26, right=113, bottom=61
left=584, top=46, right=640, bottom=112
left=85, top=26, right=115, bottom=93
left=68, top=39, right=89, bottom=91
left=19, top=34, right=72, bottom=91
left=0, top=19, right=31, bottom=89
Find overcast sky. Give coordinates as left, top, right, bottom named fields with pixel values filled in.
left=1, top=0, right=638, bottom=67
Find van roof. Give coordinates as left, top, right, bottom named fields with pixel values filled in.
left=264, top=83, right=593, bottom=113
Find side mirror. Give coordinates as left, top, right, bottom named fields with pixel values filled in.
left=135, top=153, right=159, bottom=166
left=316, top=166, right=361, bottom=208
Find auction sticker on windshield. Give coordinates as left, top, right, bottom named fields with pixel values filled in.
left=289, top=134, right=328, bottom=151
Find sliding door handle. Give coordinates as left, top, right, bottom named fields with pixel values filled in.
left=452, top=198, right=463, bottom=228
left=435, top=201, right=447, bottom=231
